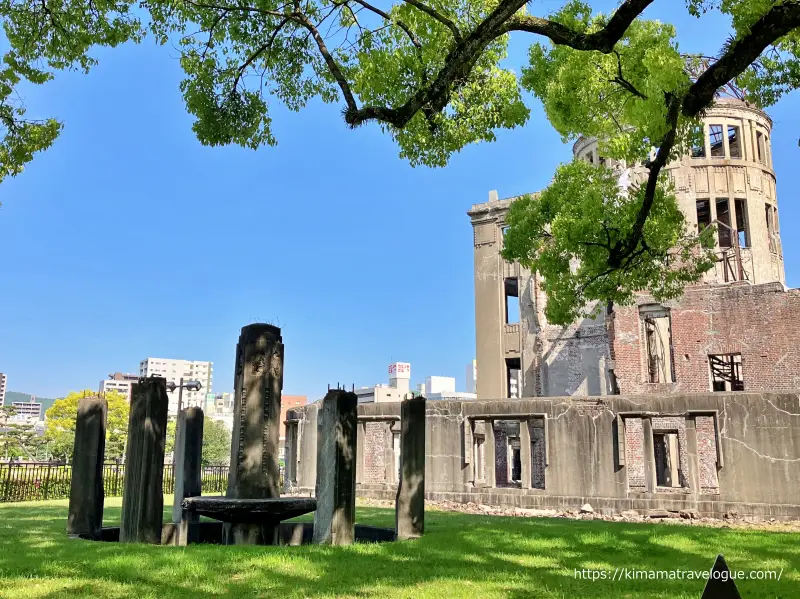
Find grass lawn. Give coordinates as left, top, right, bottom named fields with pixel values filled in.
left=0, top=497, right=797, bottom=598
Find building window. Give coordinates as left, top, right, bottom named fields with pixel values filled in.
left=727, top=125, right=741, bottom=158
left=709, top=125, right=725, bottom=158
left=756, top=131, right=765, bottom=163
left=505, top=357, right=521, bottom=398
left=653, top=432, right=682, bottom=488
left=696, top=199, right=711, bottom=232
left=709, top=353, right=744, bottom=391
left=586, top=151, right=595, bottom=164
left=716, top=198, right=732, bottom=247
left=641, top=307, right=675, bottom=384
left=734, top=199, right=749, bottom=248
left=766, top=204, right=777, bottom=252
left=504, top=277, right=520, bottom=324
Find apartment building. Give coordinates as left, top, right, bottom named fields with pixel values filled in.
left=138, top=357, right=213, bottom=414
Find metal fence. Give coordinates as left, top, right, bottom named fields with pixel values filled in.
left=0, top=462, right=230, bottom=503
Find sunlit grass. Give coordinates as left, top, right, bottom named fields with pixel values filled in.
left=0, top=497, right=797, bottom=598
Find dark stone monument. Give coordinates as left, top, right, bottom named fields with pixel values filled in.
left=701, top=555, right=742, bottom=599
left=224, top=324, right=284, bottom=545
left=66, top=396, right=108, bottom=539
left=120, top=377, right=169, bottom=544
left=313, top=389, right=358, bottom=545
left=395, top=396, right=425, bottom=540
left=172, top=407, right=204, bottom=545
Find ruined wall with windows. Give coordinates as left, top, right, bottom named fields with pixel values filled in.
left=611, top=282, right=800, bottom=394
left=470, top=99, right=788, bottom=401
left=285, top=394, right=800, bottom=519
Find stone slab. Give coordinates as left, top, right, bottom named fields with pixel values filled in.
left=120, top=377, right=169, bottom=544
left=395, top=397, right=425, bottom=540
left=66, top=397, right=107, bottom=539
left=313, top=390, right=358, bottom=545
left=182, top=497, right=317, bottom=524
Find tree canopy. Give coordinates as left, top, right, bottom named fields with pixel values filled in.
left=2, top=0, right=799, bottom=316
left=44, top=390, right=129, bottom=460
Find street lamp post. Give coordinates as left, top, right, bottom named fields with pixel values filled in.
left=166, top=378, right=203, bottom=461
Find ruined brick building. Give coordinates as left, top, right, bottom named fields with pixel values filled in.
left=468, top=98, right=794, bottom=400
left=285, top=99, right=800, bottom=519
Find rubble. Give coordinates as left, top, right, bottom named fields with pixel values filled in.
left=355, top=497, right=800, bottom=531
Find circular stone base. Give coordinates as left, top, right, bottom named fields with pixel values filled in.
left=77, top=522, right=396, bottom=545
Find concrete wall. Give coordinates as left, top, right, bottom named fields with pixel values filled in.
left=286, top=393, right=800, bottom=519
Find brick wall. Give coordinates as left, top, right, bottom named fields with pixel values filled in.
left=613, top=283, right=800, bottom=394
left=696, top=415, right=720, bottom=494
left=529, top=419, right=546, bottom=489
left=624, top=418, right=646, bottom=491
left=363, top=421, right=390, bottom=483
left=494, top=427, right=508, bottom=486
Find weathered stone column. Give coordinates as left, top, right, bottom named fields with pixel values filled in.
left=172, top=407, right=204, bottom=544
left=395, top=396, right=425, bottom=540
left=67, top=396, right=108, bottom=539
left=224, top=324, right=284, bottom=545
left=120, top=377, right=169, bottom=544
left=313, top=389, right=358, bottom=545
left=519, top=419, right=532, bottom=490
left=484, top=420, right=496, bottom=488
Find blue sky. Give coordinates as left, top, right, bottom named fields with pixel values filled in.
left=1, top=2, right=798, bottom=400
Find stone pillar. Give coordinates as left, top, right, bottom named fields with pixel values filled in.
left=395, top=397, right=425, bottom=540
left=120, top=378, right=169, bottom=544
left=519, top=419, right=532, bottom=490
left=66, top=396, right=108, bottom=539
left=172, top=407, right=204, bottom=544
left=225, top=324, right=284, bottom=545
left=313, top=389, right=358, bottom=545
left=484, top=420, right=496, bottom=488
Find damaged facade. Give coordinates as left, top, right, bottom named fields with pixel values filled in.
left=284, top=99, right=800, bottom=519
left=469, top=98, right=790, bottom=399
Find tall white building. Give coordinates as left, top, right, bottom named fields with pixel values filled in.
left=138, top=357, right=213, bottom=414
left=0, top=373, right=6, bottom=406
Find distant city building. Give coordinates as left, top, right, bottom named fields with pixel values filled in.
left=138, top=357, right=213, bottom=414
left=99, top=372, right=139, bottom=401
left=11, top=399, right=42, bottom=422
left=204, top=392, right=234, bottom=415
left=280, top=395, right=307, bottom=458
left=356, top=362, right=412, bottom=404
left=422, top=375, right=476, bottom=401
left=466, top=360, right=477, bottom=394
left=0, top=373, right=6, bottom=406
left=426, top=376, right=456, bottom=395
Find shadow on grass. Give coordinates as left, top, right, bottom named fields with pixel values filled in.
left=0, top=499, right=797, bottom=598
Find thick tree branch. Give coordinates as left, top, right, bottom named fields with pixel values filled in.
left=401, top=0, right=461, bottom=42
left=347, top=0, right=655, bottom=128
left=294, top=13, right=359, bottom=113
left=683, top=0, right=800, bottom=116
left=610, top=94, right=681, bottom=268
left=502, top=0, right=654, bottom=52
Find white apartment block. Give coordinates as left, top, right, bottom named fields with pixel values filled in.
left=0, top=373, right=6, bottom=406
left=99, top=373, right=139, bottom=401
left=138, top=358, right=213, bottom=414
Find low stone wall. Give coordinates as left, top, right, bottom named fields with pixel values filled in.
left=285, top=392, right=800, bottom=519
